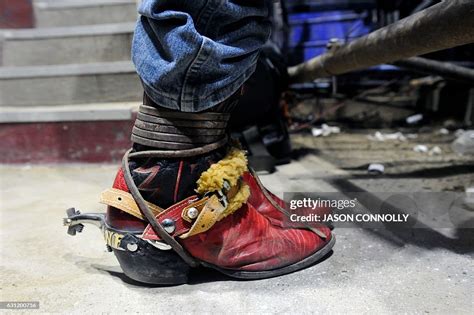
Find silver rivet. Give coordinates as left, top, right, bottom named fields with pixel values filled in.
left=126, top=243, right=138, bottom=252
left=187, top=207, right=199, bottom=219
left=162, top=219, right=176, bottom=234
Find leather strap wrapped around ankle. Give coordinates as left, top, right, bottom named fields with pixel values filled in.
left=131, top=105, right=230, bottom=150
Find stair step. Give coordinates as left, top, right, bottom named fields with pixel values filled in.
left=1, top=23, right=134, bottom=66
left=34, top=0, right=137, bottom=27
left=0, top=102, right=138, bottom=123
left=0, top=61, right=142, bottom=106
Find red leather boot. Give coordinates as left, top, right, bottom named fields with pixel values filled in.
left=64, top=93, right=335, bottom=285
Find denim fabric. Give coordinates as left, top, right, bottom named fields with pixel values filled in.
left=132, top=0, right=272, bottom=112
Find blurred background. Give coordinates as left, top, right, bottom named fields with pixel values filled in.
left=0, top=0, right=472, bottom=165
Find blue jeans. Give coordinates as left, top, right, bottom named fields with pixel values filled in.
left=132, top=0, right=272, bottom=112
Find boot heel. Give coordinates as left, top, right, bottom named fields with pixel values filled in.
left=114, top=234, right=191, bottom=285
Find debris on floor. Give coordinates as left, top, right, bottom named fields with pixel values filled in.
left=291, top=128, right=473, bottom=191
left=367, top=163, right=385, bottom=175
left=405, top=113, right=423, bottom=124
left=412, top=145, right=442, bottom=155
left=452, top=130, right=474, bottom=154
left=311, top=124, right=341, bottom=137
left=413, top=144, right=429, bottom=153
left=437, top=128, right=450, bottom=135
left=428, top=146, right=442, bottom=156
left=367, top=131, right=417, bottom=142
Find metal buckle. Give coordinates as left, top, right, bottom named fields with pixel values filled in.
left=202, top=179, right=231, bottom=208
left=216, top=189, right=229, bottom=208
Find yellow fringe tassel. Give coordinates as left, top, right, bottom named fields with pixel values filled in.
left=196, top=147, right=250, bottom=219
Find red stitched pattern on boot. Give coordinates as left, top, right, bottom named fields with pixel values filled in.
left=112, top=168, right=129, bottom=192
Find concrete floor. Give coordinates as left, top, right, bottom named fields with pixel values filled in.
left=1, top=148, right=473, bottom=313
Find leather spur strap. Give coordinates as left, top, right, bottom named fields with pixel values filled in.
left=100, top=183, right=241, bottom=241
left=131, top=105, right=231, bottom=150
left=100, top=188, right=163, bottom=220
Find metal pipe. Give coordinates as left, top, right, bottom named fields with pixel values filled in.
left=288, top=0, right=474, bottom=83
left=392, top=57, right=474, bottom=83
left=412, top=0, right=434, bottom=14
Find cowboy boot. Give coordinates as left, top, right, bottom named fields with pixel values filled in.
left=65, top=91, right=335, bottom=285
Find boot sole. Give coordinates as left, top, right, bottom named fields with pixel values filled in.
left=113, top=232, right=335, bottom=285
left=113, top=230, right=336, bottom=285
